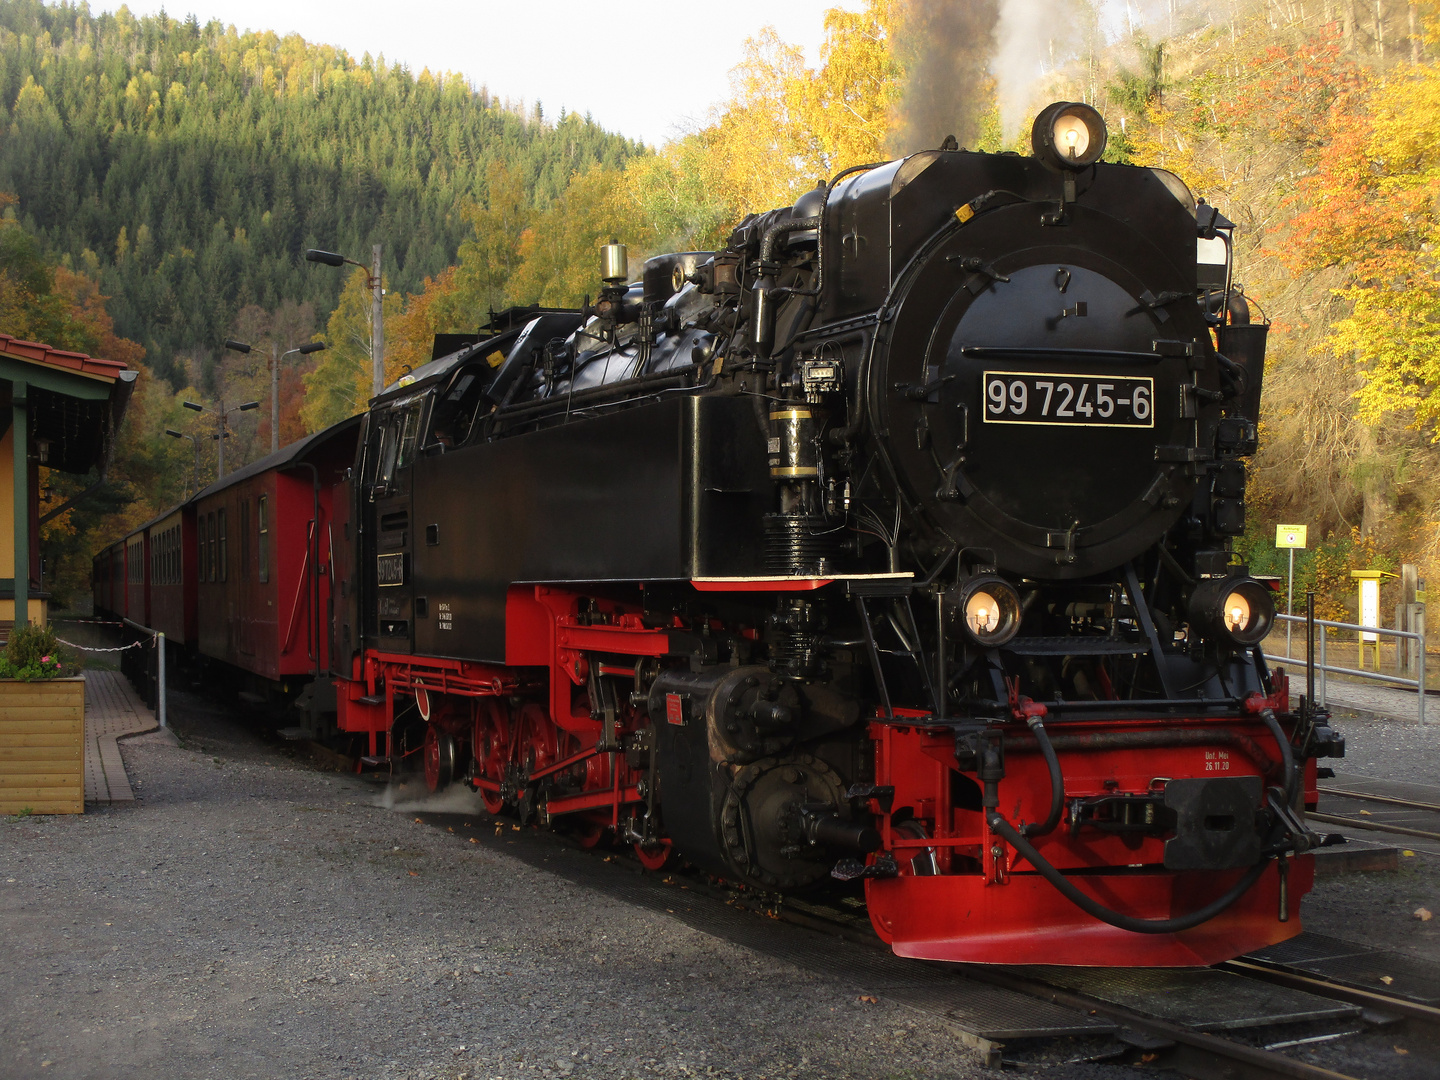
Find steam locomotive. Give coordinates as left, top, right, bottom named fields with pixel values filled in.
left=100, top=103, right=1344, bottom=966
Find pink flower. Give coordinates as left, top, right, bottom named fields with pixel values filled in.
left=40, top=656, right=50, bottom=663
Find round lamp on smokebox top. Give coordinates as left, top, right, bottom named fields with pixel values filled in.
left=1032, top=102, right=1108, bottom=170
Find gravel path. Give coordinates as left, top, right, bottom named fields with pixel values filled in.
left=7, top=680, right=1440, bottom=1079
left=0, top=688, right=1043, bottom=1080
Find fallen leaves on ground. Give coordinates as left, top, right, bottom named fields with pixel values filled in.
left=1415, top=907, right=1433, bottom=921
left=858, top=995, right=878, bottom=1004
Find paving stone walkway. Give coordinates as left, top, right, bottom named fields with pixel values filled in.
left=83, top=670, right=155, bottom=803
left=1322, top=679, right=1432, bottom=725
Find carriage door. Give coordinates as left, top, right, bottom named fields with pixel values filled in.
left=363, top=397, right=424, bottom=656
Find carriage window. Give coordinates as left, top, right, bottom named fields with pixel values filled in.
left=207, top=513, right=216, bottom=582
left=258, top=496, right=269, bottom=584
left=197, top=520, right=206, bottom=585
left=240, top=502, right=250, bottom=581
left=217, top=508, right=228, bottom=583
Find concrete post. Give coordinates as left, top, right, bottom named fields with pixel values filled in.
left=12, top=379, right=27, bottom=630
left=271, top=341, right=280, bottom=455
left=371, top=244, right=384, bottom=398
left=157, top=631, right=167, bottom=728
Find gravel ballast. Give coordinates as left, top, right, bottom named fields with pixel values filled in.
left=0, top=689, right=1018, bottom=1080
left=5, top=683, right=1440, bottom=1079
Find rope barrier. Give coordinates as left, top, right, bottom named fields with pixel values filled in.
left=52, top=637, right=150, bottom=653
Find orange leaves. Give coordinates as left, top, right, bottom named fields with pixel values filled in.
left=1271, top=27, right=1440, bottom=435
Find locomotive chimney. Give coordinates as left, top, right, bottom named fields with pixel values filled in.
left=600, top=240, right=628, bottom=285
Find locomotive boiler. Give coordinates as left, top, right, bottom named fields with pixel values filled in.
left=320, top=102, right=1343, bottom=965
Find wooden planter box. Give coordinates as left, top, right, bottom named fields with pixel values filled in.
left=0, top=678, right=84, bottom=815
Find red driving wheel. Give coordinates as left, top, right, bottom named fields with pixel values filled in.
left=423, top=724, right=456, bottom=793
left=472, top=701, right=507, bottom=814
left=634, top=839, right=672, bottom=871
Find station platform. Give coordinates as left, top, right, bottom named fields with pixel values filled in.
left=82, top=670, right=155, bottom=804
left=1323, top=679, right=1428, bottom=723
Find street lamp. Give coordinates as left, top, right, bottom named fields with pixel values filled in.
left=225, top=338, right=326, bottom=453
left=305, top=245, right=384, bottom=398
left=165, top=428, right=199, bottom=497
left=182, top=398, right=259, bottom=480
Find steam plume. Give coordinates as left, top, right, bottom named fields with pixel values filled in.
left=994, top=0, right=1054, bottom=144
left=887, top=0, right=1001, bottom=156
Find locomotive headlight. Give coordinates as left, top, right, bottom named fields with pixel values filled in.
left=1053, top=114, right=1090, bottom=160
left=1032, top=102, right=1109, bottom=171
left=949, top=575, right=1022, bottom=647
left=1188, top=577, right=1275, bottom=646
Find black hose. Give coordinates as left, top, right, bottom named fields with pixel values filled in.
left=758, top=216, right=820, bottom=267
left=1260, top=707, right=1298, bottom=805
left=987, top=812, right=1270, bottom=934
left=1021, top=721, right=1064, bottom=838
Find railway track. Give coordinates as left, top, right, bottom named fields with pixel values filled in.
left=772, top=889, right=1439, bottom=1079
left=1311, top=781, right=1440, bottom=846
left=381, top=788, right=1440, bottom=1080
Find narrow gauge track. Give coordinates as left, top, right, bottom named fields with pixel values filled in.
left=774, top=887, right=1438, bottom=1080
left=1310, top=787, right=1440, bottom=844
left=387, top=788, right=1429, bottom=1080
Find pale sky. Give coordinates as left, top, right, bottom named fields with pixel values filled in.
left=91, top=1, right=866, bottom=147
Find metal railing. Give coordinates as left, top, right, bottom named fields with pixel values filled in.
left=121, top=618, right=167, bottom=729
left=1264, top=610, right=1426, bottom=726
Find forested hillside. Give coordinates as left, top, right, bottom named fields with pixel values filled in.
left=13, top=0, right=1440, bottom=627
left=0, top=0, right=640, bottom=388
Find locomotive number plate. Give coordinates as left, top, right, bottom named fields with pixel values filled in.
left=376, top=552, right=405, bottom=587
left=983, top=372, right=1154, bottom=428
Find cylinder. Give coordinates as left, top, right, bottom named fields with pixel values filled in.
left=600, top=242, right=628, bottom=284
left=768, top=407, right=822, bottom=479
left=809, top=815, right=882, bottom=854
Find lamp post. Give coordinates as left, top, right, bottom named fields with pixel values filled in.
left=164, top=428, right=199, bottom=497
left=225, top=338, right=326, bottom=454
left=305, top=246, right=384, bottom=398
left=182, top=398, right=260, bottom=480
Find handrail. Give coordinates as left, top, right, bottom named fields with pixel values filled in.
left=1264, top=613, right=1426, bottom=726
left=120, top=617, right=167, bottom=729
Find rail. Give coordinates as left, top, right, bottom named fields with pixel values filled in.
left=1264, top=612, right=1426, bottom=726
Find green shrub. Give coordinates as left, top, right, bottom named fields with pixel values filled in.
left=0, top=624, right=76, bottom=681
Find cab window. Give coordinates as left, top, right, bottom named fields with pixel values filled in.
left=426, top=362, right=495, bottom=450
left=372, top=401, right=423, bottom=494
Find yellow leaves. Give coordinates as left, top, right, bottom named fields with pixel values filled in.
left=699, top=1, right=900, bottom=217
left=1368, top=63, right=1440, bottom=175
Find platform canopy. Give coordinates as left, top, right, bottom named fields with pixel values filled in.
left=0, top=333, right=136, bottom=631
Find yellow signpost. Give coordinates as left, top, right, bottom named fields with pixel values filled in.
left=1276, top=525, right=1308, bottom=655
left=1275, top=525, right=1307, bottom=549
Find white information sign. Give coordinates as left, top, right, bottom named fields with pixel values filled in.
left=1359, top=578, right=1380, bottom=642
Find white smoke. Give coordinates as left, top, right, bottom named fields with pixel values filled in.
left=375, top=779, right=491, bottom=816
left=994, top=0, right=1055, bottom=145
